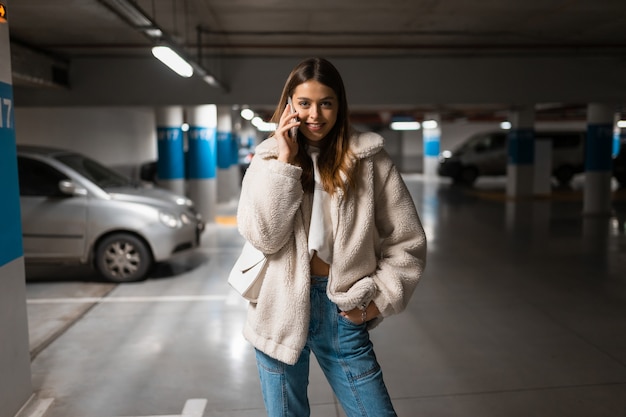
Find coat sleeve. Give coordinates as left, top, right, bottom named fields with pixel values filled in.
left=371, top=151, right=427, bottom=317
left=237, top=149, right=304, bottom=254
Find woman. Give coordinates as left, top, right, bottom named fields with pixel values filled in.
left=237, top=57, right=427, bottom=417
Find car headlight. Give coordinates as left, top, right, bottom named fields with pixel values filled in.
left=175, top=197, right=194, bottom=208
left=159, top=211, right=182, bottom=228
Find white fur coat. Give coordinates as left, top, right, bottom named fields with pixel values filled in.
left=237, top=130, right=427, bottom=365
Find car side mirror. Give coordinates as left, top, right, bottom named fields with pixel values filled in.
left=59, top=180, right=88, bottom=196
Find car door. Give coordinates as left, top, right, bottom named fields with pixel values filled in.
left=468, top=133, right=507, bottom=175
left=18, top=156, right=88, bottom=261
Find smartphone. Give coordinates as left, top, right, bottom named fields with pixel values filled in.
left=287, top=97, right=298, bottom=139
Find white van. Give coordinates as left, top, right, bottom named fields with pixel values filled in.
left=437, top=130, right=586, bottom=186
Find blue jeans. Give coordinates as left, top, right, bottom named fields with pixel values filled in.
left=255, top=276, right=397, bottom=417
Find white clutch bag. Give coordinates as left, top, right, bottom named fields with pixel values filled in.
left=228, top=241, right=267, bottom=302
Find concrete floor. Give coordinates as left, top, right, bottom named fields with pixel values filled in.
left=23, top=176, right=626, bottom=417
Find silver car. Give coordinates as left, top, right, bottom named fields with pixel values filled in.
left=17, top=145, right=204, bottom=282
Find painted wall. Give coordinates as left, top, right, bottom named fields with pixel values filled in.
left=12, top=55, right=626, bottom=108
left=15, top=107, right=158, bottom=178
left=0, top=2, right=34, bottom=415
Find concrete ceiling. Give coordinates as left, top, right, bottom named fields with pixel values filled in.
left=5, top=0, right=626, bottom=125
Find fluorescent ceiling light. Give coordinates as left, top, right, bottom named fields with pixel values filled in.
left=142, top=28, right=163, bottom=38
left=256, top=122, right=278, bottom=132
left=99, top=0, right=152, bottom=27
left=500, top=121, right=512, bottom=130
left=202, top=74, right=218, bottom=87
left=98, top=0, right=225, bottom=89
left=390, top=121, right=421, bottom=131
left=617, top=120, right=626, bottom=128
left=422, top=120, right=438, bottom=129
left=151, top=46, right=193, bottom=78
left=191, top=64, right=226, bottom=89
left=240, top=108, right=255, bottom=121
left=251, top=117, right=277, bottom=132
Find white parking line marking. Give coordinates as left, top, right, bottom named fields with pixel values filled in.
left=116, top=398, right=207, bottom=417
left=181, top=398, right=207, bottom=416
left=18, top=397, right=54, bottom=417
left=27, top=295, right=227, bottom=304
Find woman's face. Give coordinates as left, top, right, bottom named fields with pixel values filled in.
left=291, top=80, right=338, bottom=145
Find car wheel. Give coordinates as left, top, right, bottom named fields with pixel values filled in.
left=95, top=233, right=152, bottom=282
left=454, top=166, right=478, bottom=186
left=554, top=165, right=574, bottom=186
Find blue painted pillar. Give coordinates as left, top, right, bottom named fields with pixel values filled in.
left=217, top=105, right=239, bottom=203
left=422, top=113, right=440, bottom=177
left=612, top=114, right=622, bottom=158
left=238, top=123, right=259, bottom=182
left=583, top=103, right=614, bottom=215
left=155, top=106, right=186, bottom=196
left=617, top=130, right=625, bottom=157
left=0, top=3, right=34, bottom=415
left=232, top=132, right=242, bottom=167
left=187, top=104, right=217, bottom=222
left=506, top=106, right=535, bottom=198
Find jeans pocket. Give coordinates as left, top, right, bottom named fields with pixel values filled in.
left=337, top=312, right=367, bottom=328
left=335, top=316, right=380, bottom=383
left=255, top=349, right=284, bottom=374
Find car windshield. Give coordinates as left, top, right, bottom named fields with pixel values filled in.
left=454, top=134, right=485, bottom=152
left=455, top=133, right=506, bottom=153
left=55, top=153, right=134, bottom=188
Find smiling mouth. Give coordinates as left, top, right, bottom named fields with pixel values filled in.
left=307, top=123, right=324, bottom=130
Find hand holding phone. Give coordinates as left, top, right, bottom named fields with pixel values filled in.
left=276, top=98, right=299, bottom=164
left=287, top=97, right=299, bottom=139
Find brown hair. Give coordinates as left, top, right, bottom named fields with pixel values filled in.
left=270, top=57, right=356, bottom=195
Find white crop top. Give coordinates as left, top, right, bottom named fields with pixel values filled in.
left=307, top=147, right=333, bottom=264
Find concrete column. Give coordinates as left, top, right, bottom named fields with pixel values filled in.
left=0, top=3, right=35, bottom=415
left=583, top=103, right=614, bottom=216
left=398, top=129, right=420, bottom=173
left=231, top=131, right=244, bottom=184
left=186, top=104, right=218, bottom=222
left=155, top=106, right=186, bottom=196
left=216, top=105, right=239, bottom=204
left=506, top=106, right=535, bottom=198
left=422, top=113, right=441, bottom=177
left=237, top=123, right=258, bottom=182
left=533, top=139, right=552, bottom=196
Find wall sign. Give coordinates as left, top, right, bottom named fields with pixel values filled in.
left=0, top=3, right=7, bottom=24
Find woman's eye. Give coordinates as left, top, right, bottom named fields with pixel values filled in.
left=298, top=101, right=309, bottom=108
left=321, top=101, right=333, bottom=108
